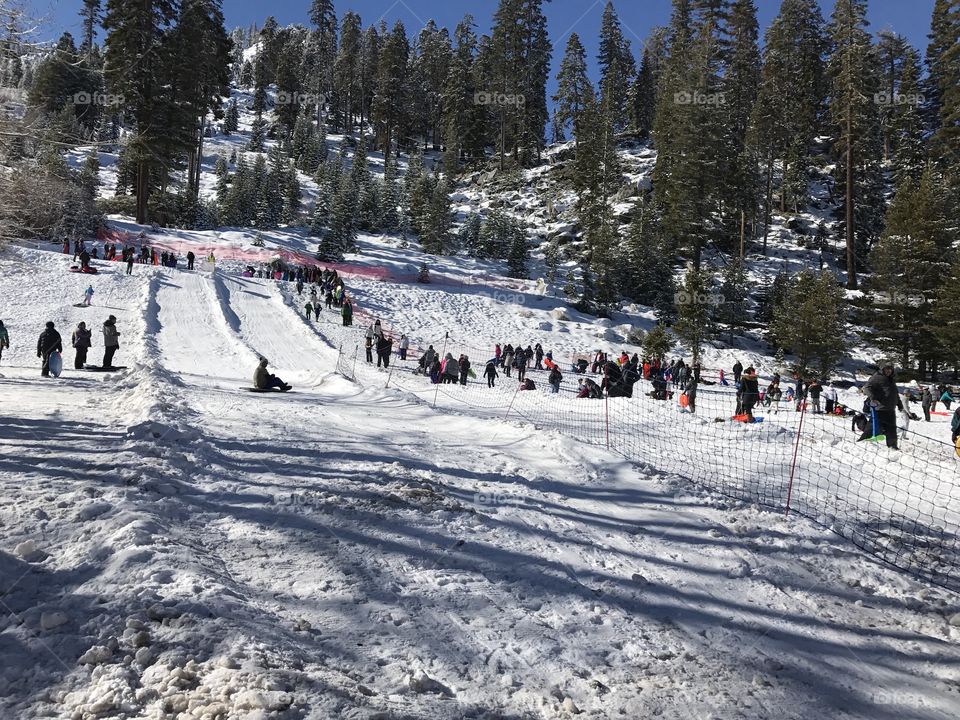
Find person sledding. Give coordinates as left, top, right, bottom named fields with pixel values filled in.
left=253, top=358, right=291, bottom=392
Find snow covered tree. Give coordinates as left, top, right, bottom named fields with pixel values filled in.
left=597, top=1, right=635, bottom=133
left=827, top=0, right=881, bottom=290
left=442, top=15, right=486, bottom=170
left=933, top=256, right=960, bottom=374
left=769, top=270, right=847, bottom=376
left=553, top=33, right=594, bottom=145
left=80, top=0, right=102, bottom=57
left=715, top=259, right=749, bottom=339
left=506, top=221, right=528, bottom=278
left=214, top=154, right=230, bottom=206
left=420, top=177, right=452, bottom=254
left=866, top=166, right=953, bottom=370
left=672, top=267, right=716, bottom=364
left=458, top=211, right=482, bottom=254
left=379, top=153, right=401, bottom=233
left=372, top=21, right=410, bottom=163
left=283, top=162, right=301, bottom=223
left=223, top=98, right=239, bottom=134
left=643, top=325, right=673, bottom=362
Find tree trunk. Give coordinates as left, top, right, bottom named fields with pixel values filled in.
left=762, top=147, right=773, bottom=255
left=136, top=159, right=149, bottom=225
left=845, top=109, right=857, bottom=290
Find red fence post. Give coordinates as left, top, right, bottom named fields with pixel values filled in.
left=785, top=399, right=807, bottom=516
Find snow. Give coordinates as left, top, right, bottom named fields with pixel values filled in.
left=2, top=242, right=960, bottom=719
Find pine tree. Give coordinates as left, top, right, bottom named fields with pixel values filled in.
left=223, top=99, right=239, bottom=134
left=597, top=1, right=635, bottom=133
left=214, top=154, right=230, bottom=207
left=866, top=166, right=953, bottom=370
left=827, top=0, right=881, bottom=290
left=283, top=163, right=301, bottom=223
left=672, top=267, right=715, bottom=364
left=322, top=173, right=358, bottom=260
left=623, top=197, right=675, bottom=321
left=553, top=33, right=594, bottom=144
left=747, top=0, right=828, bottom=251
left=507, top=221, right=528, bottom=278
left=928, top=0, right=960, bottom=178
left=890, top=45, right=927, bottom=184
left=411, top=21, right=452, bottom=151
left=715, top=259, right=749, bottom=338
left=643, top=325, right=673, bottom=362
left=932, top=255, right=960, bottom=373
left=769, top=270, right=847, bottom=376
left=487, top=0, right=552, bottom=168
left=441, top=15, right=486, bottom=170
left=102, top=0, right=180, bottom=223
left=334, top=11, right=362, bottom=133
left=421, top=177, right=452, bottom=254
left=307, top=0, right=337, bottom=122
left=924, top=0, right=956, bottom=133
left=458, top=211, right=482, bottom=254
left=79, top=0, right=102, bottom=57
left=379, top=153, right=401, bottom=232
left=371, top=21, right=409, bottom=163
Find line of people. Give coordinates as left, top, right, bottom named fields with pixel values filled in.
left=33, top=316, right=122, bottom=376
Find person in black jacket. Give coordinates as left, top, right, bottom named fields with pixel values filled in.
left=37, top=321, right=63, bottom=377
left=484, top=360, right=498, bottom=388
left=739, top=367, right=760, bottom=421
left=732, top=360, right=743, bottom=385
left=863, top=364, right=900, bottom=449
left=71, top=322, right=92, bottom=369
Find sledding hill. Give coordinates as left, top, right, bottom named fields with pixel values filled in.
left=2, top=242, right=960, bottom=719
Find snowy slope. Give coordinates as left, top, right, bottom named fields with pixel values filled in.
left=2, top=244, right=960, bottom=719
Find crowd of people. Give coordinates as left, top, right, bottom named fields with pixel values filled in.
left=28, top=315, right=123, bottom=376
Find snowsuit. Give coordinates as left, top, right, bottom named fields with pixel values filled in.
left=83, top=286, right=94, bottom=306
left=71, top=325, right=92, bottom=369
left=863, top=370, right=899, bottom=449
left=515, top=353, right=528, bottom=383
left=739, top=373, right=760, bottom=421
left=684, top=377, right=698, bottom=414
left=37, top=327, right=63, bottom=377
left=484, top=361, right=498, bottom=388
left=102, top=319, right=120, bottom=368
left=548, top=367, right=563, bottom=394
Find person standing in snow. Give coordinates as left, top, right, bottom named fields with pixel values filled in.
left=398, top=335, right=409, bottom=361
left=82, top=285, right=94, bottom=306
left=548, top=365, right=563, bottom=394
left=862, top=364, right=900, bottom=450
left=921, top=386, right=933, bottom=422
left=187, top=251, right=195, bottom=270
left=459, top=355, right=470, bottom=386
left=314, top=302, right=321, bottom=321
left=0, top=320, right=9, bottom=365
left=305, top=301, right=314, bottom=320
left=102, top=315, right=120, bottom=369
left=341, top=299, right=353, bottom=327
left=824, top=385, right=838, bottom=415
left=951, top=405, right=960, bottom=444
left=684, top=375, right=698, bottom=414
left=37, top=321, right=62, bottom=377
left=484, top=360, right=498, bottom=388
left=515, top=350, right=528, bottom=383
left=808, top=379, right=823, bottom=414
left=296, top=279, right=304, bottom=295
left=739, top=367, right=760, bottom=421
left=733, top=360, right=743, bottom=385
left=71, top=322, right=92, bottom=369
left=534, top=343, right=544, bottom=370
left=941, top=388, right=954, bottom=411
left=364, top=334, right=373, bottom=363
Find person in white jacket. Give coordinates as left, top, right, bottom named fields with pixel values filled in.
left=824, top=385, right=838, bottom=414
left=399, top=334, right=410, bottom=361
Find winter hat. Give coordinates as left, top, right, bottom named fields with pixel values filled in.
left=108, top=315, right=116, bottom=321
left=259, top=357, right=269, bottom=366
left=45, top=321, right=54, bottom=329
left=78, top=322, right=86, bottom=328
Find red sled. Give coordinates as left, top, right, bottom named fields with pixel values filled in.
left=70, top=265, right=99, bottom=274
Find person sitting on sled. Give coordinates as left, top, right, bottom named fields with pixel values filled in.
left=253, top=358, right=291, bottom=392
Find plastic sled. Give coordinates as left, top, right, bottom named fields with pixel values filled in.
left=84, top=365, right=128, bottom=372
left=48, top=352, right=63, bottom=377
left=246, top=386, right=293, bottom=393
left=69, top=266, right=99, bottom=274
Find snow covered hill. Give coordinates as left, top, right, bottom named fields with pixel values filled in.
left=2, top=243, right=960, bottom=719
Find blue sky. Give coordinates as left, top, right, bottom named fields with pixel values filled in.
left=30, top=0, right=937, bottom=85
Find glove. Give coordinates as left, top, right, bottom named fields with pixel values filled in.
left=869, top=400, right=880, bottom=409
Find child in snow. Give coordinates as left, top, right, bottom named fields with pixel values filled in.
left=0, top=320, right=8, bottom=364
left=484, top=360, right=498, bottom=388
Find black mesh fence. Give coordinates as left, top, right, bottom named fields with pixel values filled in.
left=313, top=297, right=959, bottom=592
